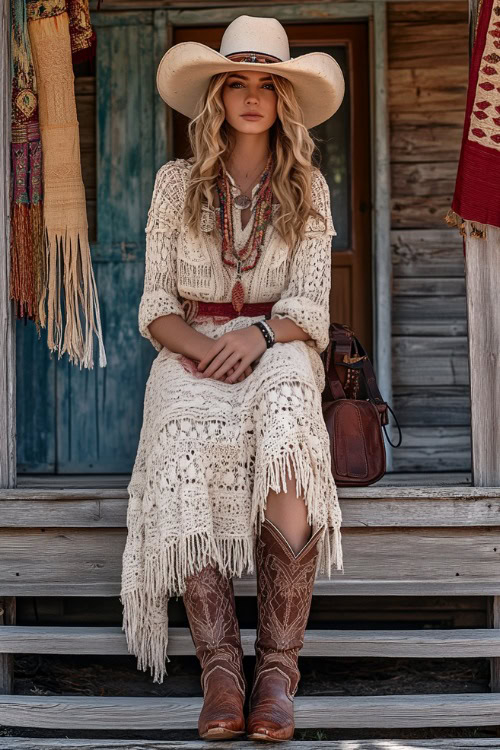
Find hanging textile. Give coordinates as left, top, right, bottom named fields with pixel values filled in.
left=27, top=0, right=97, bottom=64
left=10, top=0, right=44, bottom=323
left=445, top=0, right=500, bottom=242
left=67, top=0, right=97, bottom=64
left=25, top=3, right=106, bottom=368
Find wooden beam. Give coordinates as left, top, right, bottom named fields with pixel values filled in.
left=1, top=693, right=500, bottom=729
left=465, top=229, right=500, bottom=485
left=371, top=3, right=394, bottom=468
left=2, top=625, right=500, bottom=658
left=2, top=524, right=500, bottom=596
left=0, top=0, right=16, bottom=489
left=1, top=486, right=500, bottom=526
left=465, top=0, right=500, bottom=486
left=1, top=740, right=500, bottom=750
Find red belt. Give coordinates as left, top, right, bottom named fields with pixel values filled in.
left=193, top=301, right=273, bottom=319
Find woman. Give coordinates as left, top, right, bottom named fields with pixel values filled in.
left=120, top=14, right=345, bottom=742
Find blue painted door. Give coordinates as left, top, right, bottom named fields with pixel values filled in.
left=16, top=10, right=167, bottom=473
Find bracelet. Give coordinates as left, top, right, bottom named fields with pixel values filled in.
left=252, top=320, right=275, bottom=349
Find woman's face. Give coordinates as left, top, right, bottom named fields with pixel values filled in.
left=221, top=69, right=278, bottom=134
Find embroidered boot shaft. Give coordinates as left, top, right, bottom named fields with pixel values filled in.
left=183, top=563, right=247, bottom=740
left=246, top=518, right=325, bottom=742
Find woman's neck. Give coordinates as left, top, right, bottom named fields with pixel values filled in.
left=224, top=133, right=271, bottom=184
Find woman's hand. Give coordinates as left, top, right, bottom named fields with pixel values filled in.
left=197, top=325, right=267, bottom=383
left=179, top=353, right=253, bottom=383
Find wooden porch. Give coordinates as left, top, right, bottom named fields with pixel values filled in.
left=2, top=471, right=500, bottom=746
left=1, top=0, right=500, bottom=747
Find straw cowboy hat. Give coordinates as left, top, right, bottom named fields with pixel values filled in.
left=156, top=14, right=345, bottom=129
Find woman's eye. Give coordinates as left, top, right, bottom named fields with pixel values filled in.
left=228, top=82, right=275, bottom=90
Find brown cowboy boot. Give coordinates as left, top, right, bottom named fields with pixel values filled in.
left=246, top=518, right=325, bottom=742
left=183, top=562, right=247, bottom=741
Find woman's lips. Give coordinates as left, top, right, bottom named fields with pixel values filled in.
left=241, top=114, right=263, bottom=120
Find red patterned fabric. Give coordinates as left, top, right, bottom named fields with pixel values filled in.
left=451, top=0, right=500, bottom=229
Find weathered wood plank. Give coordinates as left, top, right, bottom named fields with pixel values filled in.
left=392, top=161, right=460, bottom=197
left=2, top=741, right=500, bottom=750
left=387, top=3, right=468, bottom=25
left=393, top=336, right=469, bottom=386
left=11, top=471, right=473, bottom=489
left=373, top=0, right=393, bottom=470
left=391, top=108, right=467, bottom=126
left=465, top=229, right=500, bottom=486
left=393, top=295, right=466, bottom=336
left=388, top=19, right=468, bottom=68
left=390, top=426, right=471, bottom=471
left=3, top=487, right=500, bottom=526
left=393, top=386, right=470, bottom=426
left=391, top=229, right=465, bottom=277
left=392, top=196, right=459, bottom=229
left=393, top=278, right=465, bottom=295
left=166, top=3, right=374, bottom=26
left=0, top=693, right=499, bottom=729
left=1, top=526, right=500, bottom=596
left=390, top=124, right=463, bottom=162
left=2, top=625, right=500, bottom=658
left=389, top=66, right=467, bottom=113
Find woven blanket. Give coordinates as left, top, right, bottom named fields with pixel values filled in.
left=446, top=0, right=500, bottom=239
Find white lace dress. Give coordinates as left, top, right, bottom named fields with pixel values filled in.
left=120, top=157, right=344, bottom=684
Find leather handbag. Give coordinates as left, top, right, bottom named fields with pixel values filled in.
left=320, top=323, right=402, bottom=486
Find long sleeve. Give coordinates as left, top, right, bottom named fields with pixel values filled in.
left=139, top=161, right=187, bottom=353
left=270, top=169, right=336, bottom=354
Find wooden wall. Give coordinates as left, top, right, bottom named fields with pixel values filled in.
left=388, top=1, right=471, bottom=472
left=72, top=2, right=473, bottom=475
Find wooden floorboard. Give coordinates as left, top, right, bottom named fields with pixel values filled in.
left=0, top=740, right=499, bottom=750
left=0, top=694, right=500, bottom=729
left=13, top=471, right=473, bottom=490
left=3, top=626, right=500, bottom=658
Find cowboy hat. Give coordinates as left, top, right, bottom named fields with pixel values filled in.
left=156, top=15, right=345, bottom=129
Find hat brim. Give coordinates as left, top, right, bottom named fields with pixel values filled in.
left=156, top=41, right=345, bottom=129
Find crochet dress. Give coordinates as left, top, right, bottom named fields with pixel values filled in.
left=120, top=157, right=344, bottom=684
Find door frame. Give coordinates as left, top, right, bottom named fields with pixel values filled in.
left=165, top=2, right=393, bottom=468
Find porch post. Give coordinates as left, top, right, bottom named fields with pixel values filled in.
left=0, top=0, right=16, bottom=490
left=465, top=0, right=500, bottom=486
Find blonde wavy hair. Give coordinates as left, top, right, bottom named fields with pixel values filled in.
left=183, top=71, right=327, bottom=250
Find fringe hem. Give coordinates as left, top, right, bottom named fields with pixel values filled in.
left=121, top=400, right=344, bottom=684
left=120, top=532, right=256, bottom=684
left=250, top=423, right=344, bottom=576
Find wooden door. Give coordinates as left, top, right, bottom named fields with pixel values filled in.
left=172, top=22, right=373, bottom=356
left=16, top=11, right=163, bottom=473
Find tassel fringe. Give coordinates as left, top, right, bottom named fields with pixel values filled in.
left=444, top=208, right=487, bottom=239
left=251, top=427, right=344, bottom=577
left=37, top=227, right=107, bottom=369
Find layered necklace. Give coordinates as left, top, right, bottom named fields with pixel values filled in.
left=216, top=153, right=274, bottom=313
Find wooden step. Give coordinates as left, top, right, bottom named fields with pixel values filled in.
left=0, top=693, right=500, bottom=729
left=1, top=485, right=499, bottom=528
left=2, top=625, right=500, bottom=658
left=0, top=739, right=499, bottom=750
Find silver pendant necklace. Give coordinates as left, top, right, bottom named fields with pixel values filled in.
left=226, top=155, right=269, bottom=211
left=234, top=193, right=252, bottom=210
